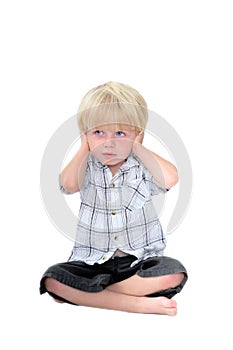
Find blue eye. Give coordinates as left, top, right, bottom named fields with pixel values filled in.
left=94, top=130, right=103, bottom=135
left=116, top=131, right=125, bottom=137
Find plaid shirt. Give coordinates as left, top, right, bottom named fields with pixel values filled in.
left=62, top=153, right=167, bottom=267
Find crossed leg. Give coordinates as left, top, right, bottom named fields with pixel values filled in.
left=45, top=272, right=184, bottom=315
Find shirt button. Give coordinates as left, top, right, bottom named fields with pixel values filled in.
left=109, top=183, right=115, bottom=188
left=114, top=236, right=119, bottom=241
left=111, top=211, right=116, bottom=215
left=103, top=256, right=108, bottom=261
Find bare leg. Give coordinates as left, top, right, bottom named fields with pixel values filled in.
left=44, top=273, right=184, bottom=315
left=106, top=273, right=184, bottom=296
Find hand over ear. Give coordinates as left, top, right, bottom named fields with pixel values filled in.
left=134, top=131, right=144, bottom=144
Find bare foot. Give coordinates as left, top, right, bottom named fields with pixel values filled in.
left=53, top=298, right=64, bottom=304
left=139, top=296, right=177, bottom=316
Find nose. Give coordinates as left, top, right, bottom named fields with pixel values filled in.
left=103, top=136, right=115, bottom=148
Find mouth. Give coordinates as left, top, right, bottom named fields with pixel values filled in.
left=102, top=153, right=116, bottom=157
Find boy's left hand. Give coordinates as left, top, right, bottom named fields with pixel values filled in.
left=133, top=132, right=144, bottom=152
left=135, top=131, right=144, bottom=143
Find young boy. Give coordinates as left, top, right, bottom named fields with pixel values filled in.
left=40, top=81, right=188, bottom=315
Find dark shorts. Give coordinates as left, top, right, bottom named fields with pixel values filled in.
left=40, top=255, right=188, bottom=304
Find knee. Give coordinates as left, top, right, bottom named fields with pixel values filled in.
left=44, top=277, right=60, bottom=294
left=166, top=272, right=185, bottom=288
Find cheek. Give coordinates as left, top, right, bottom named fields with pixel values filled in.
left=118, top=139, right=134, bottom=152
left=87, top=138, right=103, bottom=151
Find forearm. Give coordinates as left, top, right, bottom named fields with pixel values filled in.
left=133, top=143, right=178, bottom=189
left=60, top=142, right=90, bottom=193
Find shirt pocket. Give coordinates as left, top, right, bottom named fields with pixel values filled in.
left=121, top=179, right=150, bottom=210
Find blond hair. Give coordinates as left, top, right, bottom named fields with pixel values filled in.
left=77, top=81, right=148, bottom=133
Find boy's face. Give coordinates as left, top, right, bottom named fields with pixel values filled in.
left=86, top=124, right=137, bottom=171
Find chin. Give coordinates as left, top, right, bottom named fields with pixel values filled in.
left=108, top=159, right=126, bottom=166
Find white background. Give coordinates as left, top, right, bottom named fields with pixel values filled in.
left=1, top=0, right=232, bottom=349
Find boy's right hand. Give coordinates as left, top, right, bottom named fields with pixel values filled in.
left=81, top=133, right=90, bottom=151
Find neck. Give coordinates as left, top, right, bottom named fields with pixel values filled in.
left=108, top=162, right=124, bottom=176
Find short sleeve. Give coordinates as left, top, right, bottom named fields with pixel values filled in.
left=142, top=166, right=169, bottom=196
left=58, top=174, right=73, bottom=195
left=81, top=162, right=91, bottom=190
